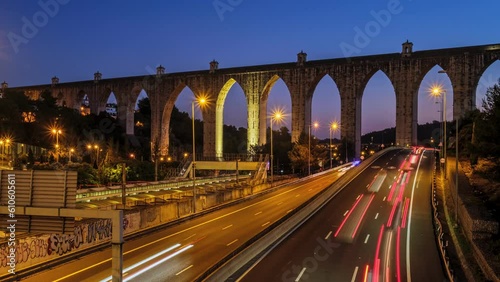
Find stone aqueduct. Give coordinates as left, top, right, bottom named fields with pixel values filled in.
left=3, top=41, right=499, bottom=159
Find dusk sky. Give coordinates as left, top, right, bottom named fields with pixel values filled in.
left=0, top=0, right=499, bottom=139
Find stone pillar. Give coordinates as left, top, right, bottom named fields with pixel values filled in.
left=445, top=54, right=483, bottom=119
left=244, top=84, right=261, bottom=152
left=203, top=103, right=216, bottom=157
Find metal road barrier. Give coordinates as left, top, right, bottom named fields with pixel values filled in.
left=431, top=161, right=456, bottom=281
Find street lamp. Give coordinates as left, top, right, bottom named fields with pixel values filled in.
left=308, top=122, right=319, bottom=176
left=192, top=96, right=207, bottom=213
left=69, top=148, right=74, bottom=163
left=330, top=121, right=339, bottom=169
left=51, top=128, right=62, bottom=163
left=270, top=109, right=284, bottom=186
left=87, top=144, right=100, bottom=168
left=437, top=69, right=459, bottom=224
left=431, top=85, right=447, bottom=179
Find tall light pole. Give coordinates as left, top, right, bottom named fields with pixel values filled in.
left=51, top=128, right=62, bottom=163
left=437, top=69, right=458, bottom=223
left=330, top=121, right=339, bottom=169
left=5, top=138, right=10, bottom=168
left=432, top=85, right=447, bottom=179
left=192, top=96, right=206, bottom=213
left=308, top=122, right=319, bottom=176
left=69, top=148, right=74, bottom=164
left=270, top=109, right=284, bottom=186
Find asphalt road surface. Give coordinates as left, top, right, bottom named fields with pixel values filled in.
left=20, top=167, right=347, bottom=282
left=240, top=149, right=446, bottom=282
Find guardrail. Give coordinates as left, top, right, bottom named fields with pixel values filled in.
left=431, top=161, right=456, bottom=281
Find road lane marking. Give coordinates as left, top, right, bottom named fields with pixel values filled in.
left=406, top=149, right=425, bottom=282
left=175, top=265, right=193, bottom=276
left=295, top=267, right=307, bottom=281
left=383, top=196, right=386, bottom=201
left=295, top=194, right=300, bottom=197
left=351, top=266, right=359, bottom=282
left=184, top=234, right=196, bottom=241
left=122, top=245, right=193, bottom=282
left=254, top=211, right=262, bottom=215
left=375, top=213, right=379, bottom=219
left=287, top=209, right=293, bottom=214
left=364, top=234, right=370, bottom=244
left=226, top=239, right=238, bottom=246
left=222, top=224, right=233, bottom=230
left=394, top=176, right=396, bottom=179
left=325, top=231, right=332, bottom=240
left=277, top=201, right=283, bottom=205
left=356, top=195, right=361, bottom=200
left=344, top=210, right=349, bottom=216
left=53, top=173, right=336, bottom=281
left=308, top=188, right=312, bottom=191
left=262, top=221, right=270, bottom=227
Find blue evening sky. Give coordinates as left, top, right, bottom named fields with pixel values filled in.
left=0, top=0, right=499, bottom=139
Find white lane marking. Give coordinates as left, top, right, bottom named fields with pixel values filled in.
left=222, top=224, right=233, bottom=230
left=308, top=188, right=312, bottom=191
left=295, top=194, right=300, bottom=197
left=295, top=267, right=307, bottom=281
left=356, top=194, right=361, bottom=200
left=262, top=221, right=270, bottom=227
left=344, top=210, right=349, bottom=216
left=366, top=184, right=370, bottom=188
left=287, top=209, right=293, bottom=214
left=388, top=185, right=392, bottom=189
left=406, top=150, right=425, bottom=282
left=364, top=234, right=370, bottom=244
left=383, top=196, right=386, bottom=201
left=226, top=239, right=238, bottom=246
left=351, top=266, right=359, bottom=282
left=254, top=211, right=262, bottom=215
left=325, top=231, right=332, bottom=240
left=277, top=202, right=283, bottom=205
left=184, top=234, right=196, bottom=241
left=375, top=213, right=379, bottom=219
left=57, top=173, right=336, bottom=281
left=175, top=265, right=193, bottom=276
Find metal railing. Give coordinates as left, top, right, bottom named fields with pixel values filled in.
left=431, top=161, right=456, bottom=281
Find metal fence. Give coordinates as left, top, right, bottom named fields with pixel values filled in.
left=431, top=162, right=456, bottom=281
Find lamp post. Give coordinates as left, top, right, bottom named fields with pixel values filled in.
left=270, top=109, right=284, bottom=186
left=308, top=122, right=319, bottom=176
left=330, top=121, right=339, bottom=169
left=4, top=138, right=11, bottom=168
left=51, top=128, right=62, bottom=163
left=437, top=69, right=458, bottom=224
left=192, top=96, right=206, bottom=213
left=69, top=148, right=74, bottom=164
left=432, top=85, right=447, bottom=179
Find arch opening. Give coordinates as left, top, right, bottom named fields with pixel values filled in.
left=361, top=70, right=396, bottom=150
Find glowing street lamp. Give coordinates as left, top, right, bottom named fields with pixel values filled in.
left=192, top=96, right=207, bottom=213
left=51, top=128, right=62, bottom=163
left=330, top=121, right=339, bottom=169
left=308, top=121, right=319, bottom=176
left=270, top=109, right=284, bottom=186
left=69, top=148, right=74, bottom=163
left=431, top=85, right=447, bottom=179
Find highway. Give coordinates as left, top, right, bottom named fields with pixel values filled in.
left=20, top=166, right=348, bottom=282
left=239, top=149, right=446, bottom=281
